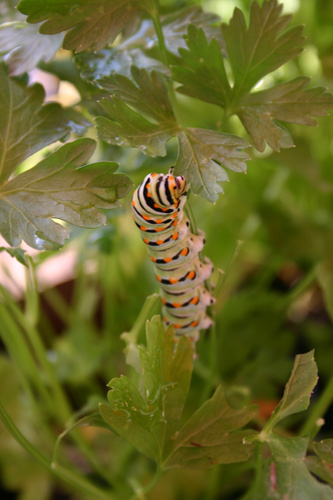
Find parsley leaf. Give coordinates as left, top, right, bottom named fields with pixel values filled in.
left=0, top=138, right=133, bottom=249
left=173, top=10, right=333, bottom=152
left=0, top=64, right=73, bottom=184
left=263, top=350, right=318, bottom=431
left=176, top=129, right=249, bottom=202
left=97, top=67, right=250, bottom=202
left=237, top=77, right=333, bottom=151
left=222, top=0, right=304, bottom=96
left=100, top=316, right=256, bottom=468
left=17, top=0, right=154, bottom=53
left=0, top=21, right=63, bottom=76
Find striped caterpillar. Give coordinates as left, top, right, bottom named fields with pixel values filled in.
left=131, top=169, right=215, bottom=342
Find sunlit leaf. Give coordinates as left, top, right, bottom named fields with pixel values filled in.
left=120, top=7, right=225, bottom=57
left=175, top=128, right=249, bottom=202
left=17, top=0, right=154, bottom=52
left=238, top=77, right=333, bottom=151
left=264, top=351, right=318, bottom=431
left=0, top=21, right=63, bottom=75
left=222, top=0, right=304, bottom=94
left=75, top=6, right=224, bottom=82
left=173, top=24, right=230, bottom=108
left=173, top=3, right=333, bottom=153
left=76, top=47, right=169, bottom=81
left=0, top=64, right=72, bottom=184
left=160, top=6, right=225, bottom=56
left=0, top=138, right=133, bottom=249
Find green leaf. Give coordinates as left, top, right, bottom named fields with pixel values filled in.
left=97, top=67, right=175, bottom=125
left=167, top=430, right=255, bottom=469
left=0, top=246, right=27, bottom=265
left=253, top=436, right=333, bottom=500
left=100, top=316, right=194, bottom=463
left=175, top=128, right=249, bottom=202
left=172, top=24, right=230, bottom=108
left=17, top=0, right=153, bottom=53
left=165, top=385, right=257, bottom=468
left=119, top=7, right=225, bottom=57
left=97, top=98, right=175, bottom=157
left=75, top=6, right=224, bottom=82
left=237, top=77, right=333, bottom=152
left=100, top=316, right=255, bottom=468
left=96, top=68, right=177, bottom=156
left=0, top=22, right=63, bottom=76
left=76, top=47, right=169, bottom=82
left=0, top=138, right=133, bottom=249
left=264, top=351, right=318, bottom=432
left=160, top=6, right=225, bottom=57
left=173, top=3, right=333, bottom=153
left=306, top=456, right=333, bottom=486
left=97, top=67, right=250, bottom=202
left=139, top=316, right=193, bottom=452
left=0, top=64, right=73, bottom=184
left=313, top=440, right=333, bottom=465
left=222, top=0, right=304, bottom=95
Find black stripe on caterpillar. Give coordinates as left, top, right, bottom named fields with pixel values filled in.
left=131, top=169, right=215, bottom=342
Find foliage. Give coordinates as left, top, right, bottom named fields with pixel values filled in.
left=0, top=0, right=333, bottom=499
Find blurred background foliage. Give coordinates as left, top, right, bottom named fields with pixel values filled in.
left=0, top=0, right=332, bottom=499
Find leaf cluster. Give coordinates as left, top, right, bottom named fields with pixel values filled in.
left=100, top=316, right=256, bottom=469
left=0, top=65, right=132, bottom=249
left=11, top=0, right=333, bottom=206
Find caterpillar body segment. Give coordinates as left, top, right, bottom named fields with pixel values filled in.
left=132, top=170, right=215, bottom=342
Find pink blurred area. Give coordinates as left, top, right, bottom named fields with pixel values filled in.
left=0, top=236, right=77, bottom=299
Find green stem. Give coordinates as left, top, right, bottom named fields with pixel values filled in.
left=238, top=443, right=262, bottom=500
left=0, top=402, right=115, bottom=500
left=151, top=9, right=168, bottom=67
left=0, top=286, right=116, bottom=486
left=184, top=195, right=199, bottom=236
left=300, top=374, right=333, bottom=437
left=214, top=239, right=244, bottom=298
left=283, top=265, right=317, bottom=306
left=129, top=465, right=162, bottom=500
left=122, top=293, right=160, bottom=344
left=151, top=2, right=182, bottom=125
left=200, top=320, right=218, bottom=404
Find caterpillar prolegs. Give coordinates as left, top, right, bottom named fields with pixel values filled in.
left=131, top=169, right=215, bottom=342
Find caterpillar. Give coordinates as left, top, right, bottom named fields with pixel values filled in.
left=131, top=169, right=215, bottom=342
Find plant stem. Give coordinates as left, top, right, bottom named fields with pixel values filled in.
left=300, top=374, right=333, bottom=437
left=151, top=8, right=168, bottom=67
left=280, top=265, right=317, bottom=308
left=214, top=239, right=244, bottom=298
left=0, top=285, right=116, bottom=487
left=129, top=465, right=162, bottom=500
left=123, top=293, right=160, bottom=344
left=184, top=195, right=199, bottom=236
left=151, top=1, right=183, bottom=125
left=0, top=401, right=115, bottom=500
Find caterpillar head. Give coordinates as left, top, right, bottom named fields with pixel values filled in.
left=171, top=175, right=187, bottom=201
